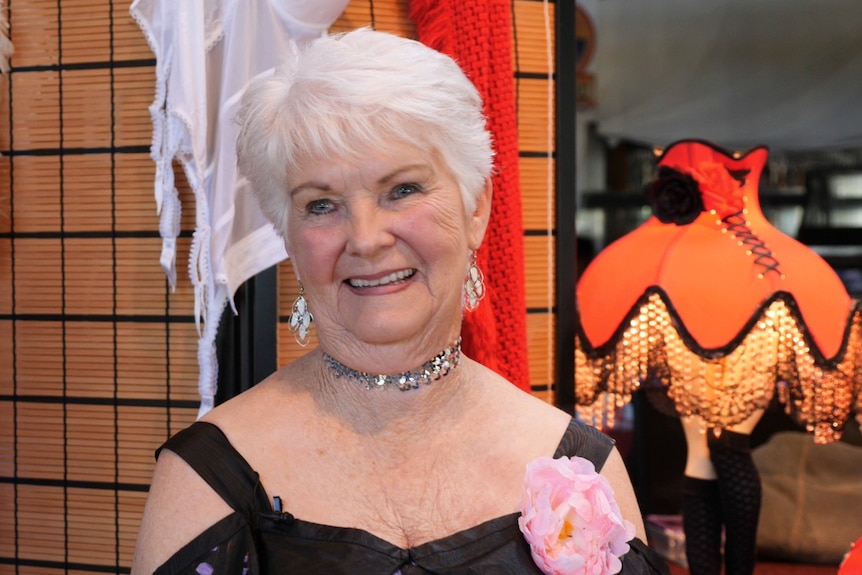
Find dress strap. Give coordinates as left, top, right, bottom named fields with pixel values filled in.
left=157, top=421, right=271, bottom=515
left=553, top=418, right=615, bottom=471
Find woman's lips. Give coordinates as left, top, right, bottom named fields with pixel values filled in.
left=347, top=268, right=417, bottom=288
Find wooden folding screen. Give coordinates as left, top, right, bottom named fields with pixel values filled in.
left=0, top=0, right=557, bottom=572
left=0, top=1, right=201, bottom=572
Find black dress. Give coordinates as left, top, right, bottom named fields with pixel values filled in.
left=152, top=418, right=669, bottom=574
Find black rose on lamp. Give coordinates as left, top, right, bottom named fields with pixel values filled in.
left=645, top=167, right=705, bottom=225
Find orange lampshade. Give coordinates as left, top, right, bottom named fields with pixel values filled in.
left=575, top=140, right=862, bottom=442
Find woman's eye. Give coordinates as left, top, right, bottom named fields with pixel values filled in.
left=306, top=198, right=334, bottom=215
left=392, top=183, right=422, bottom=199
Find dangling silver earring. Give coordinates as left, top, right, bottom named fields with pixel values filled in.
left=289, top=283, right=314, bottom=347
left=463, top=251, right=486, bottom=312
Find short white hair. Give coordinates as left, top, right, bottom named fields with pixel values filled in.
left=235, top=27, right=495, bottom=235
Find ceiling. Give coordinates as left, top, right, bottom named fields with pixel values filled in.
left=578, top=0, right=862, bottom=152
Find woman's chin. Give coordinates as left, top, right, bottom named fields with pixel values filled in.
left=339, top=310, right=443, bottom=347
left=349, top=319, right=429, bottom=347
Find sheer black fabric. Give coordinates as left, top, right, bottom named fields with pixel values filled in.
left=152, top=419, right=669, bottom=574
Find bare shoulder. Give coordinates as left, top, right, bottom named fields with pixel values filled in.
left=480, top=369, right=572, bottom=434
left=131, top=448, right=232, bottom=575
left=468, top=367, right=573, bottom=458
left=204, top=354, right=315, bottom=426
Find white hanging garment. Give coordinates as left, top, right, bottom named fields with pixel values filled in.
left=130, top=0, right=349, bottom=416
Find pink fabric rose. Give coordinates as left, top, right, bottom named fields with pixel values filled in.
left=518, top=456, right=636, bottom=575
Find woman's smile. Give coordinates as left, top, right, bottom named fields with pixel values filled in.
left=347, top=268, right=417, bottom=289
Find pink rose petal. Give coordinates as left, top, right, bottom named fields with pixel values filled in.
left=519, top=456, right=636, bottom=575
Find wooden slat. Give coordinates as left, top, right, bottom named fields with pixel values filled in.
left=62, top=69, right=114, bottom=147
left=113, top=66, right=160, bottom=145
left=167, top=325, right=209, bottom=402
left=118, top=406, right=170, bottom=484
left=67, top=405, right=117, bottom=484
left=0, top=325, right=11, bottom=395
left=114, top=323, right=174, bottom=400
left=513, top=1, right=556, bottom=75
left=113, top=154, right=161, bottom=232
left=113, top=240, right=171, bottom=312
left=16, top=484, right=67, bottom=562
left=12, top=323, right=64, bottom=396
left=115, top=1, right=158, bottom=61
left=12, top=269, right=57, bottom=309
left=16, top=403, right=64, bottom=480
left=0, top=401, right=12, bottom=474
left=333, top=0, right=415, bottom=38
left=10, top=71, right=61, bottom=149
left=517, top=77, right=555, bottom=153
left=62, top=157, right=115, bottom=233
left=515, top=0, right=556, bottom=317
left=64, top=238, right=115, bottom=315
left=0, top=155, right=9, bottom=231
left=65, top=322, right=116, bottom=398
left=60, top=3, right=112, bottom=65
left=0, top=244, right=11, bottom=313
left=527, top=312, right=555, bottom=389
left=9, top=157, right=61, bottom=233
left=118, top=491, right=149, bottom=566
left=0, top=483, right=14, bottom=557
left=520, top=156, right=556, bottom=230
left=523, top=235, right=555, bottom=309
left=8, top=1, right=61, bottom=69
left=67, top=488, right=120, bottom=566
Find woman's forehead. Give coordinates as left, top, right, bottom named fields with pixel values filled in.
left=289, top=142, right=446, bottom=184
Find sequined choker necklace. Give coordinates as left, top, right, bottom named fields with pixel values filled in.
left=323, top=338, right=462, bottom=391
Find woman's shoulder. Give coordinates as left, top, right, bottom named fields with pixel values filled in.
left=475, top=375, right=617, bottom=469
left=132, top=439, right=236, bottom=574
left=480, top=374, right=573, bottom=436
left=200, top=357, right=316, bottom=431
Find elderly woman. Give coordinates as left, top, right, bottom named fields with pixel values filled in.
left=132, top=29, right=668, bottom=574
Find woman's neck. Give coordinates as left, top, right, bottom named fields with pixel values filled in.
left=310, top=346, right=479, bottom=438
left=323, top=337, right=462, bottom=391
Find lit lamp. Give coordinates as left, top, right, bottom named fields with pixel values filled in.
left=575, top=139, right=862, bottom=574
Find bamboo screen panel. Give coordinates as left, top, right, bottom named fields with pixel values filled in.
left=0, top=0, right=559, bottom=572
left=277, top=0, right=559, bottom=402
left=0, top=0, right=202, bottom=572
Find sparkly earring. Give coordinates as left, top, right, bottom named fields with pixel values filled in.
left=464, top=251, right=486, bottom=312
left=289, top=283, right=314, bottom=347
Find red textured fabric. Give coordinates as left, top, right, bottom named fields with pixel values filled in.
left=409, top=0, right=531, bottom=392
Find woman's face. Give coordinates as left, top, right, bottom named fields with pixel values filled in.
left=284, top=143, right=490, bottom=355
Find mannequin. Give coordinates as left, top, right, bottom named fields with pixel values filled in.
left=681, top=410, right=763, bottom=575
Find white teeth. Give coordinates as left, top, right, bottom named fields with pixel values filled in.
left=349, top=269, right=415, bottom=288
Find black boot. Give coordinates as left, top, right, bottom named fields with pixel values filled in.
left=708, top=430, right=761, bottom=575
left=682, top=476, right=724, bottom=575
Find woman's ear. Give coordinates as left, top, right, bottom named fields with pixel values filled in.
left=468, top=179, right=493, bottom=250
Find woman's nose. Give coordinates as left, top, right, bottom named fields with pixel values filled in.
left=345, top=201, right=396, bottom=256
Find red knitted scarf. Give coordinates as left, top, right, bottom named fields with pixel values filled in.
left=409, top=0, right=531, bottom=392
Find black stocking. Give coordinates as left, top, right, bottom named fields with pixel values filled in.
left=708, top=430, right=761, bottom=575
left=682, top=476, right=723, bottom=575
